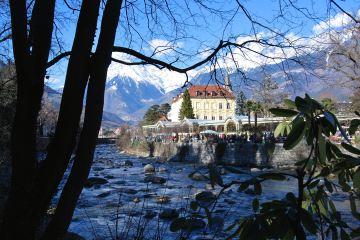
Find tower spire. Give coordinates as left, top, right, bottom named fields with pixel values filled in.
left=225, top=74, right=232, bottom=91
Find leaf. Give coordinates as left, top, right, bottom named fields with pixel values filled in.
left=324, top=179, right=333, bottom=193
left=324, top=111, right=336, bottom=128
left=295, top=96, right=310, bottom=114
left=349, top=119, right=360, bottom=135
left=304, top=94, right=324, bottom=110
left=353, top=169, right=360, bottom=191
left=327, top=111, right=350, bottom=143
left=258, top=172, right=286, bottom=181
left=341, top=142, right=360, bottom=155
left=340, top=229, right=350, bottom=240
left=283, top=99, right=296, bottom=109
left=170, top=217, right=187, bottom=232
left=274, top=122, right=285, bottom=137
left=284, top=117, right=306, bottom=150
left=252, top=198, right=259, bottom=212
left=350, top=195, right=360, bottom=220
left=318, top=128, right=326, bottom=163
left=190, top=201, right=198, bottom=211
left=300, top=209, right=317, bottom=235
left=195, top=191, right=216, bottom=208
left=269, top=108, right=298, bottom=117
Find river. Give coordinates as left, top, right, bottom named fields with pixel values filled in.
left=51, top=144, right=354, bottom=240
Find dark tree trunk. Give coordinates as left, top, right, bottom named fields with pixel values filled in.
left=1, top=0, right=55, bottom=239
left=255, top=112, right=258, bottom=128
left=41, top=1, right=122, bottom=238
left=248, top=111, right=251, bottom=125
left=29, top=0, right=101, bottom=231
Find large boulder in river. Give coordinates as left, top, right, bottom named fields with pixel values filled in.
left=189, top=172, right=207, bottom=181
left=144, top=175, right=166, bottom=184
left=144, top=164, right=155, bottom=173
left=159, top=208, right=179, bottom=219
left=84, top=177, right=108, bottom=188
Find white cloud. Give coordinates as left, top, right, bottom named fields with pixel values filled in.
left=313, top=10, right=359, bottom=34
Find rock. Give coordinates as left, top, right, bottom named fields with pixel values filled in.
left=97, top=191, right=111, bottom=198
left=65, top=232, right=86, bottom=240
left=209, top=216, right=224, bottom=232
left=124, top=160, right=133, bottom=166
left=133, top=197, right=141, bottom=203
left=190, top=219, right=206, bottom=230
left=144, top=164, right=155, bottom=173
left=144, top=210, right=157, bottom=219
left=117, top=188, right=138, bottom=194
left=84, top=177, right=108, bottom=188
left=190, top=172, right=207, bottom=181
left=156, top=196, right=171, bottom=204
left=158, top=167, right=167, bottom=173
left=159, top=208, right=179, bottom=219
left=144, top=175, right=166, bottom=184
left=104, top=175, right=114, bottom=179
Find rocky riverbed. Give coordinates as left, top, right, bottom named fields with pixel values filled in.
left=48, top=144, right=354, bottom=240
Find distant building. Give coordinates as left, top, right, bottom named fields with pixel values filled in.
left=168, top=85, right=235, bottom=122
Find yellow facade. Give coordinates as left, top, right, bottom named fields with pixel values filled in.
left=191, top=98, right=235, bottom=121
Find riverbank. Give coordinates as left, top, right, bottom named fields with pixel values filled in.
left=117, top=140, right=309, bottom=169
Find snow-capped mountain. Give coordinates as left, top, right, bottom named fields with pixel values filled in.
left=103, top=76, right=165, bottom=121
left=102, top=46, right=356, bottom=122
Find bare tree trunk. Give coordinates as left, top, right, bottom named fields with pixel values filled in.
left=41, top=1, right=122, bottom=238
left=1, top=0, right=55, bottom=239
left=255, top=112, right=258, bottom=128
left=29, top=0, right=101, bottom=231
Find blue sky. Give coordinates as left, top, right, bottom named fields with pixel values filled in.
left=46, top=0, right=360, bottom=89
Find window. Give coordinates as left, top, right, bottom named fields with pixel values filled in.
left=211, top=91, right=216, bottom=96
left=196, top=91, right=201, bottom=96
left=219, top=116, right=223, bottom=120
left=204, top=116, right=208, bottom=120
left=219, top=102, right=223, bottom=109
left=196, top=115, right=199, bottom=119
left=211, top=116, right=215, bottom=120
left=227, top=103, right=231, bottom=109
left=196, top=102, right=200, bottom=109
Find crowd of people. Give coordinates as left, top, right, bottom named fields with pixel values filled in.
left=143, top=131, right=287, bottom=144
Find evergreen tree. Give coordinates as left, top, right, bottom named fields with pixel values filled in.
left=159, top=103, right=171, bottom=116
left=143, top=104, right=161, bottom=124
left=235, top=91, right=246, bottom=116
left=179, top=89, right=195, bottom=120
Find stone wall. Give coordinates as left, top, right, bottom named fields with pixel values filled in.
left=125, top=141, right=310, bottom=168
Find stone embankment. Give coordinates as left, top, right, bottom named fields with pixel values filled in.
left=119, top=141, right=309, bottom=168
